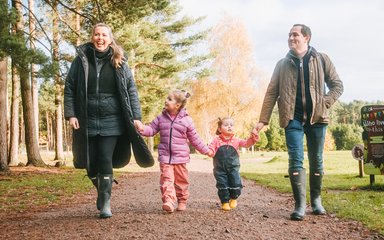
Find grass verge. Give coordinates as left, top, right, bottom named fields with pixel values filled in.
left=0, top=167, right=92, bottom=213
left=241, top=151, right=384, bottom=235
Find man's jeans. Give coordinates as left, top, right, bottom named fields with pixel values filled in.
left=285, top=119, right=327, bottom=173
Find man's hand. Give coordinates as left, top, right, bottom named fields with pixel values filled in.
left=252, top=122, right=265, bottom=135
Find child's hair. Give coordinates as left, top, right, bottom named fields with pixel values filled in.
left=170, top=89, right=191, bottom=109
left=215, top=117, right=233, bottom=135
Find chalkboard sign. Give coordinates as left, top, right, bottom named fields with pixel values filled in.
left=361, top=105, right=384, bottom=175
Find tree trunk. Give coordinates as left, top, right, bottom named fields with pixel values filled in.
left=54, top=96, right=64, bottom=160
left=19, top=111, right=24, bottom=150
left=1, top=0, right=10, bottom=172
left=76, top=0, right=81, bottom=46
left=20, top=69, right=44, bottom=166
left=0, top=58, right=9, bottom=172
left=53, top=1, right=64, bottom=160
left=62, top=107, right=69, bottom=153
left=148, top=137, right=154, bottom=154
left=46, top=111, right=51, bottom=150
left=50, top=114, right=54, bottom=150
left=13, top=0, right=44, bottom=166
left=8, top=63, right=20, bottom=166
left=29, top=0, right=39, bottom=143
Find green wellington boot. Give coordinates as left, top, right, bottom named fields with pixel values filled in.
left=289, top=168, right=306, bottom=221
left=90, top=176, right=101, bottom=210
left=98, top=174, right=113, bottom=218
left=310, top=172, right=326, bottom=215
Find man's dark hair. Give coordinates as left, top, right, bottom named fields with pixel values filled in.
left=293, top=24, right=311, bottom=43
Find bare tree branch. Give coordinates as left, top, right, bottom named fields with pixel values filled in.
left=94, top=0, right=103, bottom=22
left=133, top=62, right=166, bottom=70
left=43, top=0, right=93, bottom=21
left=22, top=30, right=52, bottom=53
left=42, top=0, right=82, bottom=42
left=15, top=0, right=52, bottom=49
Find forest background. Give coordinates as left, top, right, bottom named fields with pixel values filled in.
left=0, top=0, right=382, bottom=171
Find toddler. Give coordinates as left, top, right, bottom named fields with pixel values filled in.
left=208, top=117, right=258, bottom=211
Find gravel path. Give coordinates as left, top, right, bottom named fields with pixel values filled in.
left=1, top=157, right=383, bottom=240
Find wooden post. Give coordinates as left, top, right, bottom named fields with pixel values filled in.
left=370, top=175, right=375, bottom=186
left=358, top=160, right=364, bottom=178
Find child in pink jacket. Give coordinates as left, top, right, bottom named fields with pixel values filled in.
left=208, top=117, right=259, bottom=211
left=135, top=90, right=210, bottom=213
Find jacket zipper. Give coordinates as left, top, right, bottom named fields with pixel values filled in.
left=168, top=119, right=175, bottom=164
left=96, top=60, right=101, bottom=134
left=300, top=59, right=307, bottom=124
left=168, top=112, right=179, bottom=164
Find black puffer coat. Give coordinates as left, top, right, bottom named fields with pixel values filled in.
left=64, top=43, right=154, bottom=169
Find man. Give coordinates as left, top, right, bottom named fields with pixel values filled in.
left=253, top=24, right=343, bottom=221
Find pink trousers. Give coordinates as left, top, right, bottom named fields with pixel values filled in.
left=159, top=163, right=189, bottom=205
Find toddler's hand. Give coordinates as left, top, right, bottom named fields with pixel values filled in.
left=134, top=120, right=144, bottom=132
left=207, top=149, right=215, bottom=157
left=251, top=132, right=259, bottom=142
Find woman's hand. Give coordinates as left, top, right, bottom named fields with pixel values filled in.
left=134, top=120, right=144, bottom=132
left=69, top=117, right=80, bottom=129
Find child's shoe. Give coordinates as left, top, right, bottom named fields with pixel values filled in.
left=162, top=202, right=174, bottom=213
left=229, top=199, right=237, bottom=209
left=221, top=203, right=231, bottom=211
left=177, top=202, right=187, bottom=211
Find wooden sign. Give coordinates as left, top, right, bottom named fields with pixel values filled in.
left=361, top=105, right=384, bottom=175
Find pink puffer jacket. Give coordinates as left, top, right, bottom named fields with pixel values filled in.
left=141, top=108, right=209, bottom=164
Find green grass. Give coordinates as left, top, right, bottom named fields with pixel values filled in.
left=0, top=148, right=125, bottom=214
left=241, top=151, right=384, bottom=235
left=0, top=168, right=92, bottom=213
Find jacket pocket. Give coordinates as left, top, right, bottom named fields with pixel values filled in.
left=314, top=96, right=329, bottom=122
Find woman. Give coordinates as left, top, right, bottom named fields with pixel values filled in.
left=64, top=23, right=153, bottom=218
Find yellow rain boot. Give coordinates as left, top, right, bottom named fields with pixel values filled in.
left=221, top=203, right=231, bottom=211
left=229, top=199, right=237, bottom=209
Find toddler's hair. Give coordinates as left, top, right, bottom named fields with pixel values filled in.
left=170, top=90, right=191, bottom=109
left=216, top=117, right=233, bottom=135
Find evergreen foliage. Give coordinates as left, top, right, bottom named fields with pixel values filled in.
left=255, top=131, right=268, bottom=150
left=330, top=123, right=363, bottom=150
left=264, top=114, right=286, bottom=151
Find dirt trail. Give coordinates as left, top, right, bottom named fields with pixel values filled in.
left=1, top=158, right=383, bottom=240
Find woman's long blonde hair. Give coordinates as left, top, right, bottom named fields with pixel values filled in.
left=91, top=23, right=125, bottom=68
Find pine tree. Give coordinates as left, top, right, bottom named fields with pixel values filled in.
left=52, top=0, right=64, bottom=160
left=265, top=113, right=286, bottom=151
left=0, top=0, right=11, bottom=171
left=0, top=57, right=7, bottom=171
left=11, top=0, right=47, bottom=166
left=56, top=0, right=210, bottom=150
